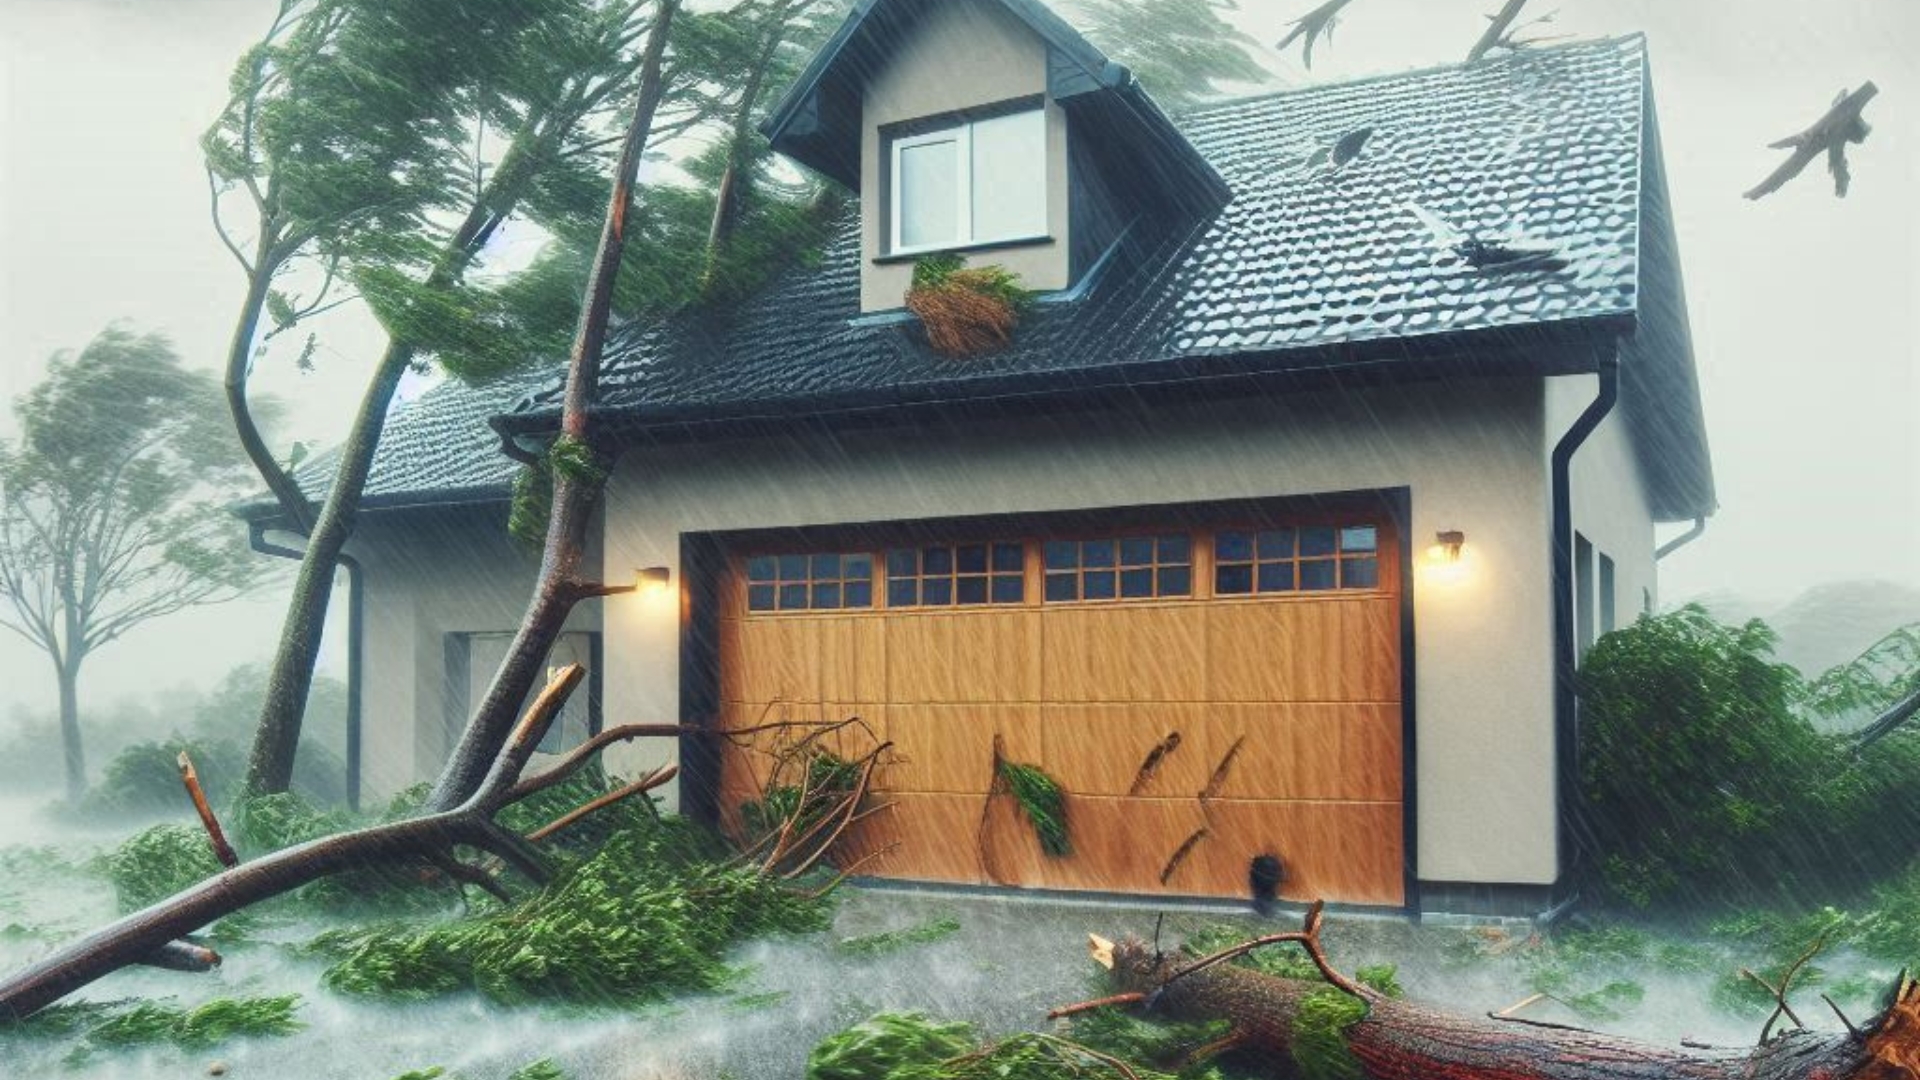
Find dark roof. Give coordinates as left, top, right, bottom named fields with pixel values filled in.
left=265, top=34, right=1717, bottom=523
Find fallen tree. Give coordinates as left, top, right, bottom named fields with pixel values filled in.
left=1068, top=903, right=1919, bottom=1080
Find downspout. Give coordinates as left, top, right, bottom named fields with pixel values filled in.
left=247, top=519, right=363, bottom=811
left=1656, top=516, right=1707, bottom=561
left=1549, top=352, right=1620, bottom=906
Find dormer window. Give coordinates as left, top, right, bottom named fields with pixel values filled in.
left=889, top=105, right=1047, bottom=255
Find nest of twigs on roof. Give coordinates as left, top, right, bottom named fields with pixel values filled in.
left=905, top=255, right=1035, bottom=358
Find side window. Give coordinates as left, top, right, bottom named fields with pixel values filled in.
left=1599, top=553, right=1617, bottom=635
left=1575, top=533, right=1596, bottom=658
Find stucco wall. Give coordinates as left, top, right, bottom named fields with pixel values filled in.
left=599, top=376, right=1566, bottom=887
left=347, top=502, right=602, bottom=799
left=1547, top=372, right=1659, bottom=642
left=859, top=0, right=1071, bottom=311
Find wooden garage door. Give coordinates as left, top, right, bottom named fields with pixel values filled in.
left=714, top=514, right=1405, bottom=907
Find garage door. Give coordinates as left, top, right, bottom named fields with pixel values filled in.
left=714, top=510, right=1405, bottom=906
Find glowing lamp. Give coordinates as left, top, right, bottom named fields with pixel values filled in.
left=1427, top=530, right=1467, bottom=565
left=636, top=566, right=673, bottom=596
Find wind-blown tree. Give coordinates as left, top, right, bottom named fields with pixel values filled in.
left=225, top=0, right=721, bottom=796
left=1068, top=0, right=1269, bottom=111
left=0, top=328, right=267, bottom=800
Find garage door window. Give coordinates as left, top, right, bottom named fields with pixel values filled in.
left=1215, top=524, right=1380, bottom=595
left=887, top=542, right=1025, bottom=607
left=1043, top=534, right=1192, bottom=602
left=746, top=552, right=874, bottom=612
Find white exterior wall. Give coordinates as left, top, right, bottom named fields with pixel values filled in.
left=600, top=377, right=1564, bottom=886
left=349, top=503, right=603, bottom=799
left=1547, top=373, right=1660, bottom=640
left=858, top=0, right=1072, bottom=311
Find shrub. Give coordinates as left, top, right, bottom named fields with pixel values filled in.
left=905, top=255, right=1035, bottom=357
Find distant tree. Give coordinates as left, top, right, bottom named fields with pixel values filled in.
left=1067, top=0, right=1269, bottom=111
left=0, top=328, right=267, bottom=800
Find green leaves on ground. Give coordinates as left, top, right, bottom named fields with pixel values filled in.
left=834, top=916, right=962, bottom=958
left=312, top=816, right=828, bottom=1004
left=10, top=995, right=302, bottom=1055
left=807, top=1012, right=976, bottom=1080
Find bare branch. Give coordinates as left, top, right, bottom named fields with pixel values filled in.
left=177, top=751, right=240, bottom=869
left=523, top=764, right=678, bottom=842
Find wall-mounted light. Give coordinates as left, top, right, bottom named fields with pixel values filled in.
left=1427, top=530, right=1467, bottom=565
left=636, top=566, right=673, bottom=596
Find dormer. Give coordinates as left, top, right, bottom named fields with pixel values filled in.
left=762, top=0, right=1230, bottom=314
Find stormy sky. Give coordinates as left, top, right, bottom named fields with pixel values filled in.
left=0, top=0, right=1915, bottom=717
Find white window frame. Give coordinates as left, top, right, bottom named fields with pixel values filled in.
left=888, top=108, right=1047, bottom=256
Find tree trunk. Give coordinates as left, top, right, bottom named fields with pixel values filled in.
left=56, top=660, right=84, bottom=802
left=1100, top=936, right=1906, bottom=1080
left=426, top=0, right=682, bottom=812
left=223, top=223, right=315, bottom=535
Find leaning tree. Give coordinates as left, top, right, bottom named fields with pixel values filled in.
left=0, top=327, right=267, bottom=800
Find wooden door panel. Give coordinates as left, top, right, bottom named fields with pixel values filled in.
left=1039, top=704, right=1213, bottom=798
left=883, top=704, right=1042, bottom=793
left=1042, top=605, right=1206, bottom=703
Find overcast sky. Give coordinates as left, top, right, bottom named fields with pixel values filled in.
left=0, top=0, right=1915, bottom=719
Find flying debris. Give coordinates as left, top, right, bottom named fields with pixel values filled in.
left=1276, top=0, right=1361, bottom=69
left=1405, top=202, right=1569, bottom=274
left=1305, top=125, right=1375, bottom=175
left=1746, top=83, right=1879, bottom=200
left=1465, top=0, right=1565, bottom=64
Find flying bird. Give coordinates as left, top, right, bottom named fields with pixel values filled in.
left=1746, top=82, right=1879, bottom=200
left=1276, top=0, right=1362, bottom=70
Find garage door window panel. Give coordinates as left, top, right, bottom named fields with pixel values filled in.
left=1215, top=524, right=1381, bottom=596
left=1043, top=534, right=1192, bottom=603
left=746, top=552, right=874, bottom=612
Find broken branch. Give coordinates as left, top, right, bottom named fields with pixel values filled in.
left=177, top=750, right=239, bottom=869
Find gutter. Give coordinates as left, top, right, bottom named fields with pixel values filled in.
left=246, top=520, right=363, bottom=811
left=1549, top=351, right=1620, bottom=902
left=1655, top=516, right=1708, bottom=561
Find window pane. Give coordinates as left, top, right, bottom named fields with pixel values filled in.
left=898, top=137, right=959, bottom=249
left=970, top=110, right=1047, bottom=242
left=992, top=575, right=1024, bottom=604
left=922, top=546, right=954, bottom=574
left=1044, top=541, right=1078, bottom=570
left=747, top=556, right=776, bottom=582
left=956, top=544, right=988, bottom=574
left=811, top=553, right=842, bottom=579
left=1343, top=557, right=1379, bottom=589
left=889, top=579, right=919, bottom=607
left=1158, top=534, right=1191, bottom=563
left=812, top=582, right=841, bottom=608
left=1300, top=527, right=1337, bottom=558
left=887, top=549, right=918, bottom=577
left=1216, top=531, right=1253, bottom=562
left=1120, top=568, right=1154, bottom=598
left=923, top=577, right=953, bottom=605
left=778, top=554, right=809, bottom=580
left=1341, top=526, right=1378, bottom=553
left=1258, top=562, right=1296, bottom=592
left=1120, top=537, right=1155, bottom=567
left=845, top=554, right=873, bottom=581
left=779, top=583, right=809, bottom=609
left=1258, top=529, right=1295, bottom=558
left=1299, top=560, right=1337, bottom=591
left=1082, top=540, right=1115, bottom=568
left=1083, top=570, right=1117, bottom=600
left=992, top=543, right=1023, bottom=573
left=845, top=580, right=874, bottom=608
left=956, top=576, right=988, bottom=605
left=1216, top=564, right=1253, bottom=594
left=1045, top=573, right=1078, bottom=602
left=1159, top=566, right=1192, bottom=596
left=748, top=584, right=776, bottom=611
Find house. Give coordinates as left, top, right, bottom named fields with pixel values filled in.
left=241, top=0, right=1714, bottom=918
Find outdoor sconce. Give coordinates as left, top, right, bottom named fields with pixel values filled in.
left=636, top=566, right=673, bottom=596
left=1427, top=530, right=1467, bottom=565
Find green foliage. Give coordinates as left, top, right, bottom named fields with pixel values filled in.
left=920, top=1033, right=1178, bottom=1080
left=1066, top=0, right=1269, bottom=112
left=1806, top=623, right=1920, bottom=719
left=313, top=816, right=828, bottom=1004
left=806, top=1012, right=975, bottom=1080
left=1069, top=1006, right=1232, bottom=1076
left=508, top=1059, right=570, bottom=1080
left=1576, top=606, right=1920, bottom=909
left=910, top=255, right=1035, bottom=313
left=835, top=916, right=962, bottom=957
left=105, top=824, right=225, bottom=912
left=999, top=759, right=1070, bottom=857
left=1354, top=964, right=1403, bottom=998
left=1182, top=925, right=1322, bottom=982
left=741, top=749, right=863, bottom=840
left=1288, top=988, right=1368, bottom=1080
left=17, top=996, right=304, bottom=1054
